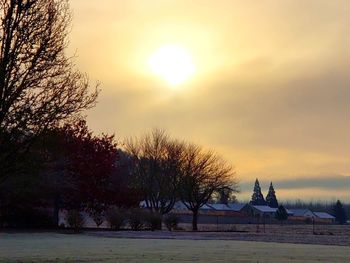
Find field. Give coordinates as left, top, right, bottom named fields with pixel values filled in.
left=1, top=232, right=350, bottom=263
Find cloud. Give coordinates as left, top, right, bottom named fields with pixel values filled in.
left=73, top=0, right=350, bottom=200
left=238, top=174, right=350, bottom=201
left=240, top=174, right=350, bottom=191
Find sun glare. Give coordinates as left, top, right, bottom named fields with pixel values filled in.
left=148, top=45, right=195, bottom=87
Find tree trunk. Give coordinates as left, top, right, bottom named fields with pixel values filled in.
left=53, top=195, right=60, bottom=227
left=192, top=210, right=198, bottom=231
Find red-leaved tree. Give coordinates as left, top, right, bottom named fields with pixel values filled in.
left=63, top=120, right=117, bottom=215
left=62, top=120, right=140, bottom=226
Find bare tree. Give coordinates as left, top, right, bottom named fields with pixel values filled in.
left=124, top=129, right=184, bottom=216
left=0, top=0, right=98, bottom=179
left=178, top=144, right=238, bottom=231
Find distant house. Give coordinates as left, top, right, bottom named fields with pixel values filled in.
left=206, top=203, right=246, bottom=217
left=241, top=205, right=275, bottom=219
left=242, top=204, right=293, bottom=220
left=170, top=201, right=213, bottom=215
left=288, top=209, right=315, bottom=222
left=313, top=212, right=335, bottom=224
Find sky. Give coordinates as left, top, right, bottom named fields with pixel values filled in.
left=68, top=0, right=350, bottom=201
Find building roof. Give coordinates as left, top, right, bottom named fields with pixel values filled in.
left=172, top=201, right=212, bottom=210
left=252, top=205, right=277, bottom=213
left=251, top=205, right=294, bottom=215
left=172, top=201, right=188, bottom=210
left=289, top=209, right=313, bottom=217
left=207, top=203, right=245, bottom=212
left=313, top=212, right=335, bottom=219
left=199, top=204, right=213, bottom=210
left=228, top=203, right=246, bottom=212
left=207, top=204, right=230, bottom=211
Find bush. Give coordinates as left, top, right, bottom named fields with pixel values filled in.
left=128, top=209, right=146, bottom=231
left=275, top=205, right=288, bottom=225
left=106, top=207, right=125, bottom=230
left=66, top=210, right=85, bottom=232
left=145, top=212, right=162, bottom=231
left=1, top=208, right=55, bottom=228
left=164, top=214, right=180, bottom=231
left=90, top=210, right=104, bottom=227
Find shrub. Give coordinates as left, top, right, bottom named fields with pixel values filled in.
left=1, top=208, right=55, bottom=228
left=145, top=212, right=162, bottom=231
left=106, top=207, right=125, bottom=230
left=164, top=214, right=180, bottom=231
left=275, top=205, right=288, bottom=225
left=128, top=209, right=146, bottom=231
left=66, top=210, right=85, bottom=232
left=90, top=210, right=104, bottom=227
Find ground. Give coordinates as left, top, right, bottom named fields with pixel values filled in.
left=1, top=232, right=350, bottom=263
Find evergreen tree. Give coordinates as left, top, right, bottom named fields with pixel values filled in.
left=266, top=182, right=279, bottom=208
left=250, top=179, right=266, bottom=205
left=275, top=205, right=288, bottom=224
left=332, top=200, right=347, bottom=224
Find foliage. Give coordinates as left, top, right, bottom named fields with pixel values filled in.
left=266, top=182, right=278, bottom=208
left=66, top=209, right=85, bottom=232
left=90, top=209, right=104, bottom=228
left=127, top=209, right=146, bottom=231
left=164, top=214, right=180, bottom=231
left=0, top=0, right=98, bottom=180
left=275, top=205, right=288, bottom=223
left=332, top=200, right=347, bottom=224
left=210, top=187, right=237, bottom=204
left=63, top=119, right=118, bottom=209
left=0, top=207, right=54, bottom=228
left=145, top=212, right=162, bottom=231
left=107, top=150, right=142, bottom=208
left=250, top=179, right=266, bottom=206
left=106, top=207, right=125, bottom=230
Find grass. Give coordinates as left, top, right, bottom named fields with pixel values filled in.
left=0, top=232, right=350, bottom=262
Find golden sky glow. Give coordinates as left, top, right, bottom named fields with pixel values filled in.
left=148, top=45, right=195, bottom=86
left=69, top=0, right=350, bottom=201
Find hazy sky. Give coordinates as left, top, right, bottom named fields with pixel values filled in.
left=68, top=0, right=350, bottom=201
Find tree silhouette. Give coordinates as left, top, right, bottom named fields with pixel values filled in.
left=62, top=120, right=118, bottom=212
left=266, top=182, right=278, bottom=208
left=332, top=200, right=347, bottom=224
left=275, top=205, right=288, bottom=224
left=0, top=0, right=98, bottom=181
left=178, top=143, right=238, bottom=231
left=250, top=179, right=266, bottom=205
left=125, top=129, right=183, bottom=216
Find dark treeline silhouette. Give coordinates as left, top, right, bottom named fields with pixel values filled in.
left=125, top=129, right=238, bottom=231
left=245, top=180, right=348, bottom=225
left=0, top=126, right=238, bottom=230
left=284, top=200, right=350, bottom=220
left=0, top=120, right=141, bottom=228
left=0, top=0, right=98, bottom=182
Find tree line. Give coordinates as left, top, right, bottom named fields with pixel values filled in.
left=0, top=0, right=238, bottom=231
left=249, top=179, right=348, bottom=224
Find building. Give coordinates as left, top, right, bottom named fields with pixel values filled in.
left=288, top=209, right=315, bottom=222
left=313, top=212, right=335, bottom=224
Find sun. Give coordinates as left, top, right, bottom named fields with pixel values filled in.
left=148, top=45, right=195, bottom=87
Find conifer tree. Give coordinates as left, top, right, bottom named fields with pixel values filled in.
left=332, top=200, right=347, bottom=224
left=266, top=182, right=279, bottom=208
left=275, top=205, right=288, bottom=224
left=250, top=179, right=266, bottom=205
